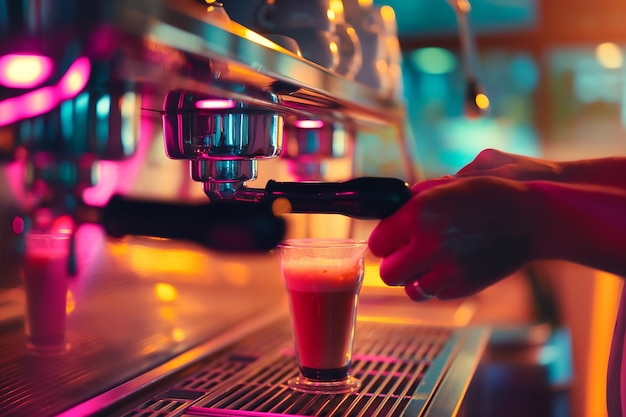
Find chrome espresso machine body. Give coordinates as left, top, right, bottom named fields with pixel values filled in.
left=0, top=1, right=489, bottom=416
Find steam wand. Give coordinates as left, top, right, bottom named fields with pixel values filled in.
left=447, top=0, right=488, bottom=118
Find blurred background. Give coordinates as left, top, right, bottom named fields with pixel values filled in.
left=379, top=0, right=626, bottom=416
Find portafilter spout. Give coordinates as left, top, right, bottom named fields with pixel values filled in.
left=161, top=89, right=283, bottom=201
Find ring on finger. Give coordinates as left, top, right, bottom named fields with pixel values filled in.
left=405, top=279, right=434, bottom=301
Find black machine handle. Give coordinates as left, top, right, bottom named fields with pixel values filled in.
left=83, top=177, right=410, bottom=251
left=264, top=177, right=412, bottom=219
left=97, top=195, right=286, bottom=252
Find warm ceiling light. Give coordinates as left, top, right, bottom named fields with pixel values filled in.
left=475, top=93, right=490, bottom=110
left=596, top=42, right=623, bottom=69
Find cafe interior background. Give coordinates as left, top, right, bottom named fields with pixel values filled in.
left=392, top=0, right=626, bottom=416
left=1, top=0, right=626, bottom=416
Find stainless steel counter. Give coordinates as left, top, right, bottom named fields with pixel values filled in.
left=0, top=224, right=290, bottom=417
left=0, top=224, right=489, bottom=417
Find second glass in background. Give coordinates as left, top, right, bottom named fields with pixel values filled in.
left=21, top=230, right=71, bottom=355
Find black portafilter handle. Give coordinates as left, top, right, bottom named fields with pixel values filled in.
left=264, top=177, right=412, bottom=219
left=97, top=195, right=286, bottom=252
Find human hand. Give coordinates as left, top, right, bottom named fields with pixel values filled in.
left=368, top=176, right=537, bottom=302
left=456, top=148, right=562, bottom=181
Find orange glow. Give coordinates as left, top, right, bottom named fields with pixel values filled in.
left=154, top=282, right=178, bottom=302
left=596, top=42, right=623, bottom=69
left=476, top=93, right=490, bottom=110
left=586, top=271, right=623, bottom=417
left=244, top=28, right=279, bottom=50
left=380, top=5, right=396, bottom=24
left=159, top=305, right=176, bottom=321
left=222, top=262, right=251, bottom=286
left=329, top=0, right=344, bottom=17
left=272, top=197, right=292, bottom=215
left=127, top=245, right=208, bottom=277
left=363, top=263, right=386, bottom=288
left=375, top=59, right=389, bottom=74
left=452, top=0, right=471, bottom=13
left=107, top=239, right=130, bottom=257
left=329, top=41, right=339, bottom=54
left=451, top=300, right=475, bottom=326
left=107, top=240, right=225, bottom=283
left=171, top=327, right=186, bottom=342
left=66, top=290, right=75, bottom=314
left=358, top=315, right=429, bottom=325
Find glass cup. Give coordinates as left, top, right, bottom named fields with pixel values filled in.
left=277, top=238, right=368, bottom=394
left=21, top=231, right=71, bottom=355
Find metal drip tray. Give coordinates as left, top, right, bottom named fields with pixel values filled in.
left=120, top=319, right=488, bottom=417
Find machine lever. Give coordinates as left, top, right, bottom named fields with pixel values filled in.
left=263, top=177, right=412, bottom=220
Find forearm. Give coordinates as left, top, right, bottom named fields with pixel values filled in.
left=559, top=157, right=626, bottom=189
left=529, top=181, right=626, bottom=277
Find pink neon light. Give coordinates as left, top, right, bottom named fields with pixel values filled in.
left=195, top=99, right=236, bottom=110
left=12, top=216, right=25, bottom=234
left=0, top=56, right=91, bottom=127
left=0, top=54, right=53, bottom=89
left=51, top=214, right=75, bottom=235
left=294, top=119, right=325, bottom=129
left=58, top=57, right=90, bottom=96
left=23, top=86, right=57, bottom=115
left=82, top=161, right=119, bottom=206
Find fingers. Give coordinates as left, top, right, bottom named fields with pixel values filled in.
left=403, top=261, right=463, bottom=302
left=368, top=219, right=407, bottom=259
left=368, top=198, right=417, bottom=258
left=410, top=177, right=454, bottom=194
left=456, top=148, right=514, bottom=176
left=456, top=165, right=523, bottom=180
left=376, top=238, right=438, bottom=286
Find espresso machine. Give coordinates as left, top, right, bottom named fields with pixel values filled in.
left=0, top=1, right=490, bottom=416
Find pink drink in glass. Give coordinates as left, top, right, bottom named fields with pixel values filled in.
left=22, top=232, right=70, bottom=355
left=278, top=239, right=367, bottom=394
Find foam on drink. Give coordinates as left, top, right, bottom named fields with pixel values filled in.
left=281, top=257, right=363, bottom=292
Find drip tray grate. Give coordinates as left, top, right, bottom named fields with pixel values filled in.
left=124, top=320, right=487, bottom=417
left=184, top=322, right=451, bottom=417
